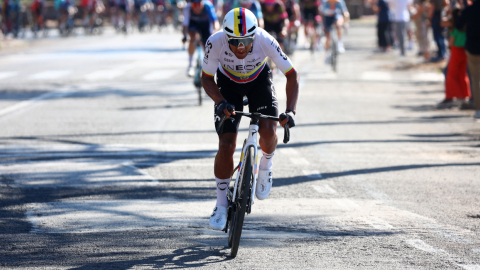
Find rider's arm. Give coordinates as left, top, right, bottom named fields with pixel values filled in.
left=260, top=30, right=299, bottom=123
left=205, top=1, right=220, bottom=31
left=201, top=33, right=232, bottom=113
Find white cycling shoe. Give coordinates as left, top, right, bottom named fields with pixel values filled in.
left=209, top=206, right=228, bottom=230
left=186, top=66, right=194, bottom=77
left=256, top=169, right=273, bottom=200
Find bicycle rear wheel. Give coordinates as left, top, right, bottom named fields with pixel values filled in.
left=229, top=145, right=254, bottom=258
left=331, top=39, right=338, bottom=72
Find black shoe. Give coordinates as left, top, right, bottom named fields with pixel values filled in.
left=460, top=100, right=475, bottom=110
left=436, top=99, right=455, bottom=109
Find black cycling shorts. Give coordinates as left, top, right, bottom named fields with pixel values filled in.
left=214, top=64, right=279, bottom=135
left=264, top=21, right=285, bottom=43
left=302, top=7, right=319, bottom=27
left=188, top=20, right=211, bottom=46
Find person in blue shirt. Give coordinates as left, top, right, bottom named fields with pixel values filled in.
left=182, top=0, right=220, bottom=76
left=322, top=0, right=348, bottom=62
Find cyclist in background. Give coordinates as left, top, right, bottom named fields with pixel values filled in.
left=232, top=0, right=264, bottom=28
left=31, top=0, right=45, bottom=35
left=322, top=0, right=348, bottom=52
left=299, top=0, right=321, bottom=45
left=202, top=8, right=298, bottom=230
left=283, top=0, right=301, bottom=50
left=182, top=0, right=219, bottom=77
left=322, top=0, right=346, bottom=62
left=261, top=0, right=289, bottom=50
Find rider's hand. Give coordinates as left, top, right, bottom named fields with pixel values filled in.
left=182, top=36, right=187, bottom=43
left=279, top=110, right=295, bottom=128
left=215, top=100, right=235, bottom=119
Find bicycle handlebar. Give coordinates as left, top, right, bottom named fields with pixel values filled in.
left=216, top=112, right=290, bottom=144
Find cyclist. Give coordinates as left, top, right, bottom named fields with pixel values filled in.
left=282, top=0, right=301, bottom=52
left=31, top=0, right=45, bottom=35
left=321, top=0, right=348, bottom=55
left=322, top=0, right=347, bottom=63
left=202, top=8, right=298, bottom=230
left=261, top=0, right=289, bottom=50
left=182, top=0, right=219, bottom=77
left=232, top=0, right=264, bottom=28
left=299, top=0, right=321, bottom=47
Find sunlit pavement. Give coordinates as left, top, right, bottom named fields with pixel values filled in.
left=1, top=20, right=479, bottom=269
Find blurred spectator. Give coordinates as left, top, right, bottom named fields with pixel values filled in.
left=429, top=0, right=447, bottom=61
left=391, top=0, right=412, bottom=56
left=373, top=0, right=394, bottom=52
left=456, top=0, right=480, bottom=118
left=438, top=6, right=471, bottom=108
left=412, top=0, right=431, bottom=60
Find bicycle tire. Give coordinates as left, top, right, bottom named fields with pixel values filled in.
left=331, top=39, right=338, bottom=72
left=197, top=86, right=202, bottom=106
left=229, top=145, right=254, bottom=258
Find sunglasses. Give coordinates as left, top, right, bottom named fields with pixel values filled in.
left=227, top=36, right=254, bottom=47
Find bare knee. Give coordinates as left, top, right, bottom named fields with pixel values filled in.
left=218, top=137, right=236, bottom=157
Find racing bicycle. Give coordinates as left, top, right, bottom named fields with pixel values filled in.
left=217, top=103, right=290, bottom=258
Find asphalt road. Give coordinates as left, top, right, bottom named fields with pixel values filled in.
left=1, top=21, right=480, bottom=269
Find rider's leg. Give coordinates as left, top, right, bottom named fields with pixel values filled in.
left=214, top=133, right=237, bottom=206
left=188, top=31, right=197, bottom=68
left=258, top=119, right=278, bottom=170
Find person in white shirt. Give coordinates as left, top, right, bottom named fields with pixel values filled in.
left=391, top=0, right=413, bottom=56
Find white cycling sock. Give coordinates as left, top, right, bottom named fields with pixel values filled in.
left=188, top=55, right=193, bottom=67
left=215, top=177, right=231, bottom=207
left=259, top=150, right=275, bottom=170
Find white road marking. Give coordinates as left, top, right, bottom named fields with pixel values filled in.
left=29, top=70, right=71, bottom=80
left=361, top=71, right=392, bottom=81
left=290, top=157, right=309, bottom=165
left=0, top=90, right=71, bottom=118
left=142, top=70, right=178, bottom=81
left=405, top=239, right=444, bottom=253
left=279, top=148, right=299, bottom=156
left=312, top=184, right=336, bottom=194
left=333, top=198, right=360, bottom=210
left=85, top=70, right=125, bottom=80
left=0, top=71, right=17, bottom=80
left=412, top=72, right=444, bottom=82
left=458, top=265, right=480, bottom=270
left=364, top=217, right=394, bottom=230
left=303, top=170, right=323, bottom=179
left=122, top=162, right=159, bottom=183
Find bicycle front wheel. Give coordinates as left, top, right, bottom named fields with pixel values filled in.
left=229, top=145, right=254, bottom=258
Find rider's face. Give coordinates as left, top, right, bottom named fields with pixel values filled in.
left=229, top=43, right=253, bottom=59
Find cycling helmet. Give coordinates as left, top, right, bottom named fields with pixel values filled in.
left=238, top=0, right=252, bottom=6
left=223, top=8, right=258, bottom=37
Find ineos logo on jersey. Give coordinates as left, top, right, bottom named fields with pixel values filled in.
left=224, top=58, right=234, bottom=63
left=224, top=61, right=263, bottom=71
left=248, top=57, right=260, bottom=63
left=270, top=40, right=288, bottom=60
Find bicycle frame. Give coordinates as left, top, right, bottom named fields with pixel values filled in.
left=231, top=121, right=259, bottom=208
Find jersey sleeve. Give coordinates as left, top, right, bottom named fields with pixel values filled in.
left=204, top=1, right=218, bottom=22
left=260, top=30, right=295, bottom=75
left=182, top=3, right=191, bottom=26
left=201, top=34, right=222, bottom=77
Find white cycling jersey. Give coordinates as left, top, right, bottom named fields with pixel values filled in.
left=202, top=28, right=295, bottom=84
